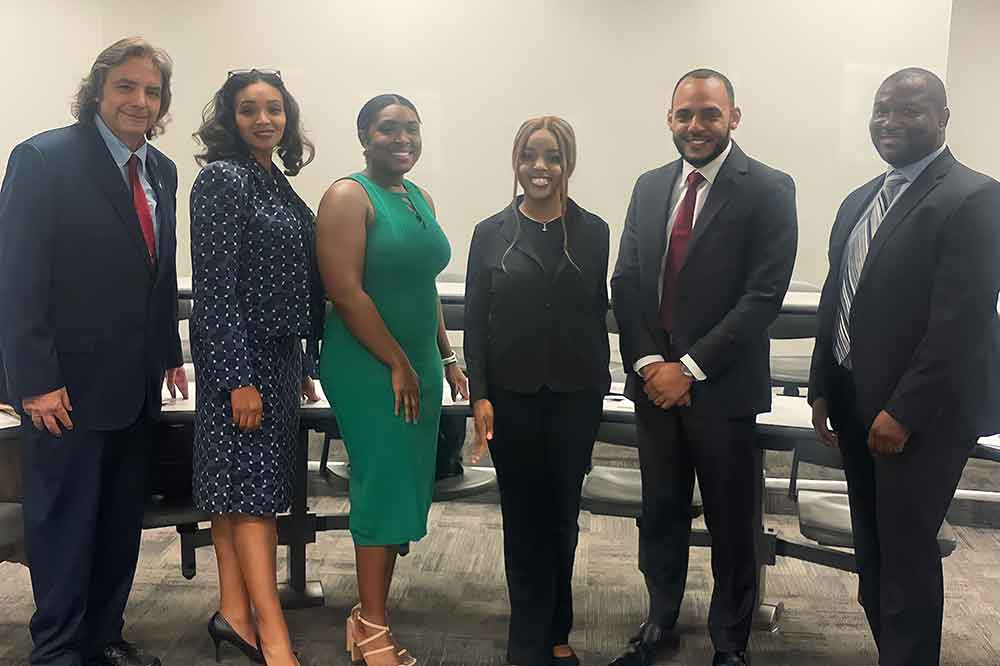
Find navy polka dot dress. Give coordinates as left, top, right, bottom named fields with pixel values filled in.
left=189, top=157, right=322, bottom=516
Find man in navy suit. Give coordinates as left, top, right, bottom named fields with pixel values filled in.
left=809, top=68, right=1000, bottom=666
left=0, top=37, right=187, bottom=666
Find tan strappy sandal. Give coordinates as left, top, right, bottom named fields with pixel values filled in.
left=345, top=606, right=416, bottom=666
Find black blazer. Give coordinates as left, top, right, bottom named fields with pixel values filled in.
left=808, top=149, right=1000, bottom=437
left=611, top=142, right=798, bottom=416
left=0, top=122, right=183, bottom=430
left=464, top=198, right=611, bottom=402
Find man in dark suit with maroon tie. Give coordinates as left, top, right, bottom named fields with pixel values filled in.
left=610, top=69, right=798, bottom=666
left=0, top=38, right=187, bottom=666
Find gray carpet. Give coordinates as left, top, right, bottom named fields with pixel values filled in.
left=2, top=488, right=999, bottom=666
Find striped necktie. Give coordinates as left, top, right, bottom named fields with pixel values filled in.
left=832, top=171, right=908, bottom=366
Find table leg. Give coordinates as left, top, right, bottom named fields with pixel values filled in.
left=278, top=427, right=324, bottom=608
left=753, top=448, right=783, bottom=632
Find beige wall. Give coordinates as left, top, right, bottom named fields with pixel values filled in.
left=0, top=1, right=102, bottom=174
left=2, top=0, right=956, bottom=284
left=947, top=0, right=1000, bottom=178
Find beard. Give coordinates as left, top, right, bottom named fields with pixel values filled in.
left=673, top=129, right=731, bottom=168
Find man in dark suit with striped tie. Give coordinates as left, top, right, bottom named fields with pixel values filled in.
left=0, top=38, right=187, bottom=666
left=809, top=68, right=1000, bottom=666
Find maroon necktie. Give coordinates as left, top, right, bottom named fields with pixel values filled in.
left=127, top=154, right=157, bottom=262
left=659, top=170, right=705, bottom=331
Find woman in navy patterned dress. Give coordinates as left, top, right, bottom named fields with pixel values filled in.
left=190, top=70, right=321, bottom=666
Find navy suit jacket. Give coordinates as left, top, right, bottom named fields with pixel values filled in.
left=809, top=149, right=1000, bottom=437
left=0, top=121, right=183, bottom=430
left=611, top=143, right=798, bottom=416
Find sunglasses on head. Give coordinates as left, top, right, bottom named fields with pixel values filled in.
left=227, top=68, right=282, bottom=79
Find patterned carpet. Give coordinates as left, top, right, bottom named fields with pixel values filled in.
left=2, top=481, right=999, bottom=666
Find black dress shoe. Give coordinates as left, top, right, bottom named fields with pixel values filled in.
left=712, top=651, right=750, bottom=666
left=608, top=623, right=680, bottom=666
left=94, top=642, right=161, bottom=666
left=208, top=611, right=265, bottom=663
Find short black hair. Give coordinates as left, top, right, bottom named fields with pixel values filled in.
left=882, top=67, right=948, bottom=110
left=356, top=94, right=420, bottom=145
left=671, top=68, right=735, bottom=107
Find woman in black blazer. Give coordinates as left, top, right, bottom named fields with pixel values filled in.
left=465, top=116, right=611, bottom=666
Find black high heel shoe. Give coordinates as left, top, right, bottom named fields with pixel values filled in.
left=208, top=612, right=265, bottom=664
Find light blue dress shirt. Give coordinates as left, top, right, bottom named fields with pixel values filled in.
left=94, top=114, right=159, bottom=250
left=856, top=143, right=948, bottom=227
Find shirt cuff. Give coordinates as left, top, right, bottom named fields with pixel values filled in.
left=634, top=355, right=665, bottom=375
left=681, top=354, right=707, bottom=381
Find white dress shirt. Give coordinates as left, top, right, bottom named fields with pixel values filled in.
left=634, top=140, right=735, bottom=381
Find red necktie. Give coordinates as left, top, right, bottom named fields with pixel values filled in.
left=127, top=154, right=157, bottom=262
left=660, top=170, right=705, bottom=331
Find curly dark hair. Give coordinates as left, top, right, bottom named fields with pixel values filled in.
left=72, top=36, right=173, bottom=140
left=194, top=70, right=314, bottom=176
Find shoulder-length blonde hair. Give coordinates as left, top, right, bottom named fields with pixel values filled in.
left=71, top=37, right=174, bottom=140
left=501, top=116, right=580, bottom=272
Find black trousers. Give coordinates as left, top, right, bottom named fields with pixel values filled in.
left=635, top=394, right=759, bottom=652
left=488, top=387, right=603, bottom=666
left=831, top=366, right=972, bottom=666
left=21, top=415, right=153, bottom=666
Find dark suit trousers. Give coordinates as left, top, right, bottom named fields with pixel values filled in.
left=635, top=393, right=759, bottom=652
left=831, top=367, right=971, bottom=666
left=488, top=387, right=603, bottom=666
left=21, top=415, right=152, bottom=666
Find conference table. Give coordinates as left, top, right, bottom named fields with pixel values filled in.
left=0, top=410, right=23, bottom=563
left=149, top=366, right=826, bottom=609
left=0, top=411, right=18, bottom=441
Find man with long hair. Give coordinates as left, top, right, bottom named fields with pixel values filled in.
left=0, top=37, right=187, bottom=666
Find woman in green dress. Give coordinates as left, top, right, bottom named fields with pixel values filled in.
left=316, top=94, right=468, bottom=666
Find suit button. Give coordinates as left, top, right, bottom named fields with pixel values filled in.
left=545, top=302, right=551, bottom=309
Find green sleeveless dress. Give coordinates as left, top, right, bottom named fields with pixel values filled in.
left=320, top=173, right=451, bottom=545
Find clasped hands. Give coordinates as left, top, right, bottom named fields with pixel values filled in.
left=811, top=398, right=910, bottom=457
left=642, top=362, right=692, bottom=409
